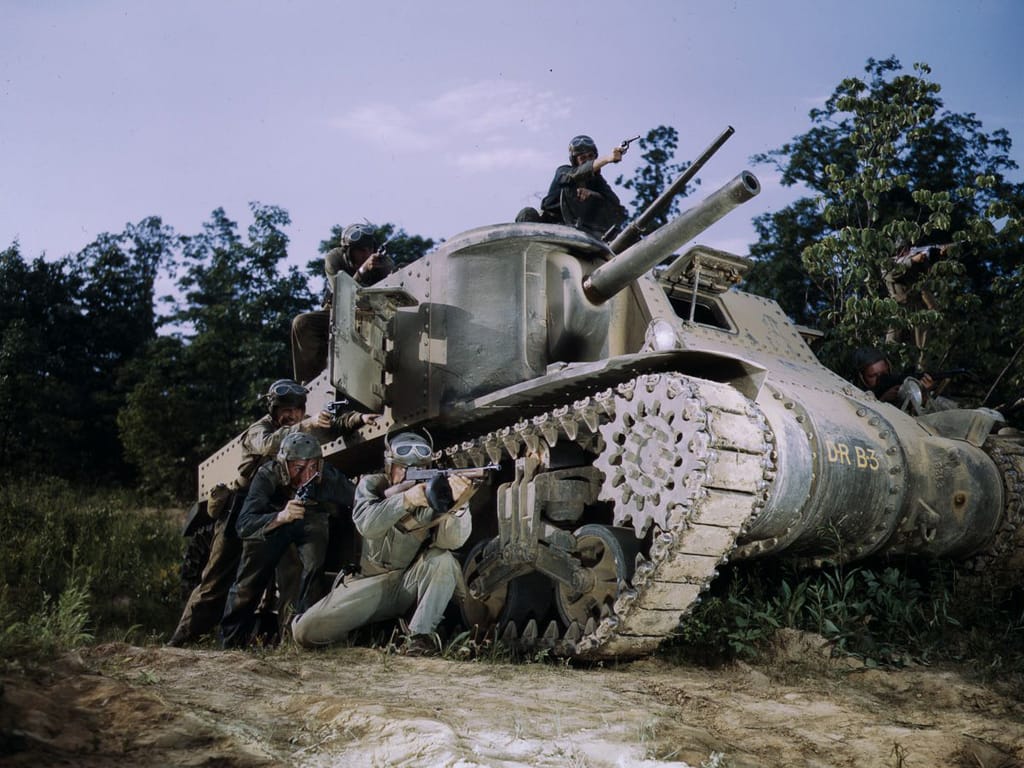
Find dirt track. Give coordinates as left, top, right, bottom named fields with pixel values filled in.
left=2, top=632, right=1023, bottom=768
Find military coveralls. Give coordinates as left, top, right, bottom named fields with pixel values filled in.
left=220, top=462, right=354, bottom=648
left=540, top=158, right=626, bottom=237
left=291, top=473, right=466, bottom=647
left=169, top=412, right=359, bottom=646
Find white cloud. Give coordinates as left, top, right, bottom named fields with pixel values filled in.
left=424, top=81, right=570, bottom=134
left=453, top=147, right=549, bottom=172
left=330, top=80, right=571, bottom=167
left=329, top=104, right=435, bottom=151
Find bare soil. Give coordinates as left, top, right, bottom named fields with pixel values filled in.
left=2, top=630, right=1022, bottom=768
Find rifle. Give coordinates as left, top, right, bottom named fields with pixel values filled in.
left=295, top=472, right=320, bottom=504
left=403, top=464, right=500, bottom=483
left=384, top=464, right=500, bottom=504
left=618, top=135, right=641, bottom=152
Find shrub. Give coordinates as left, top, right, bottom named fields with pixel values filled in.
left=0, top=474, right=182, bottom=661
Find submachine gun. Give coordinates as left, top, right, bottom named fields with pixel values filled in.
left=386, top=464, right=500, bottom=514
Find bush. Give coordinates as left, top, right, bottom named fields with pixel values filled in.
left=0, top=475, right=182, bottom=661
left=669, top=558, right=1024, bottom=674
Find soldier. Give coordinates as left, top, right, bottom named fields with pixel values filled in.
left=167, top=379, right=370, bottom=647
left=883, top=242, right=951, bottom=359
left=852, top=346, right=954, bottom=413
left=516, top=135, right=627, bottom=238
left=220, top=432, right=356, bottom=648
left=291, top=223, right=395, bottom=384
left=292, top=431, right=475, bottom=655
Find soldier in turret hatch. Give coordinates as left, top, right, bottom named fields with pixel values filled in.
left=291, top=222, right=395, bottom=385
left=516, top=134, right=628, bottom=239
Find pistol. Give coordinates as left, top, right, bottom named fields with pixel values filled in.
left=324, top=399, right=350, bottom=417
left=295, top=472, right=320, bottom=503
left=619, top=135, right=641, bottom=152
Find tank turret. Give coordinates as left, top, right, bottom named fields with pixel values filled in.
left=198, top=158, right=1024, bottom=660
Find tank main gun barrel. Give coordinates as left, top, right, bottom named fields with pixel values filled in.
left=583, top=171, right=761, bottom=304
left=608, top=126, right=735, bottom=254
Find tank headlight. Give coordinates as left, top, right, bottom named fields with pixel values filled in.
left=646, top=319, right=681, bottom=351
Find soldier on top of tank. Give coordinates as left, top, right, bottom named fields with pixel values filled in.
left=291, top=222, right=395, bottom=385
left=168, top=379, right=372, bottom=647
left=220, top=432, right=356, bottom=648
left=292, top=431, right=478, bottom=656
left=516, top=134, right=629, bottom=238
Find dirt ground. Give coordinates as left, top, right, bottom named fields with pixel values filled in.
left=2, top=630, right=1022, bottom=768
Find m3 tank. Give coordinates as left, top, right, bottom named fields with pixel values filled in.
left=199, top=169, right=1024, bottom=660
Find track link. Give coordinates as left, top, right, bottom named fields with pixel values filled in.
left=446, top=372, right=775, bottom=659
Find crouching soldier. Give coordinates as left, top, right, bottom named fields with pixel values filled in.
left=220, top=432, right=354, bottom=648
left=292, top=431, right=477, bottom=655
left=168, top=379, right=370, bottom=647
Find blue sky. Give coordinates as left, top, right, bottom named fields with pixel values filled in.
left=3, top=0, right=1022, bottom=270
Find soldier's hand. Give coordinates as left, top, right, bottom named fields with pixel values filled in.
left=361, top=413, right=381, bottom=426
left=448, top=475, right=473, bottom=500
left=280, top=499, right=306, bottom=523
left=315, top=410, right=333, bottom=428
left=610, top=146, right=624, bottom=163
left=403, top=482, right=430, bottom=510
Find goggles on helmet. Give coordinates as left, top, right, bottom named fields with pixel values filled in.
left=343, top=223, right=379, bottom=249
left=268, top=380, right=308, bottom=398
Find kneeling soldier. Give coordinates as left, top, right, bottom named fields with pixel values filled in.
left=292, top=431, right=476, bottom=655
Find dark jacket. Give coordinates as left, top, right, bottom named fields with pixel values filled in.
left=237, top=462, right=355, bottom=539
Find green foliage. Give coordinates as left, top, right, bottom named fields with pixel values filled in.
left=614, top=125, right=694, bottom=226
left=750, top=57, right=1024, bottom=404
left=119, top=204, right=317, bottom=498
left=671, top=559, right=1023, bottom=672
left=0, top=575, right=94, bottom=663
left=0, top=475, right=182, bottom=656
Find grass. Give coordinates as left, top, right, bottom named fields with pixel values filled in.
left=667, top=557, right=1024, bottom=682
left=0, top=474, right=182, bottom=666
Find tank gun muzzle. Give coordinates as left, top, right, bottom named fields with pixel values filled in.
left=583, top=171, right=760, bottom=304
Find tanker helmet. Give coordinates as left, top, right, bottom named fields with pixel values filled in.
left=277, top=432, right=322, bottom=464
left=851, top=347, right=886, bottom=373
left=265, top=379, right=308, bottom=415
left=384, top=431, right=433, bottom=468
left=341, top=223, right=380, bottom=252
left=568, top=135, right=598, bottom=165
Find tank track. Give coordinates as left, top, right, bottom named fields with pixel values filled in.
left=445, top=372, right=775, bottom=659
left=972, top=434, right=1024, bottom=578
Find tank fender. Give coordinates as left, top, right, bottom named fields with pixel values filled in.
left=917, top=408, right=1005, bottom=447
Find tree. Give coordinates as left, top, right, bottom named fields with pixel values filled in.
left=119, top=204, right=317, bottom=498
left=614, top=125, right=694, bottom=227
left=74, top=217, right=176, bottom=480
left=750, top=57, right=1024, bottom=404
left=0, top=243, right=88, bottom=474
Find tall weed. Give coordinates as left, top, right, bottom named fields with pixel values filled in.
left=0, top=474, right=182, bottom=660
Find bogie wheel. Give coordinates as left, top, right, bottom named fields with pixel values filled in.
left=555, top=524, right=642, bottom=628
left=460, top=538, right=553, bottom=633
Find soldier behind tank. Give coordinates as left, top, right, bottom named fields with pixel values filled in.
left=220, top=432, right=356, bottom=648
left=516, top=135, right=627, bottom=238
left=167, top=379, right=373, bottom=647
left=291, top=222, right=395, bottom=385
left=851, top=346, right=956, bottom=412
left=292, top=431, right=477, bottom=656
